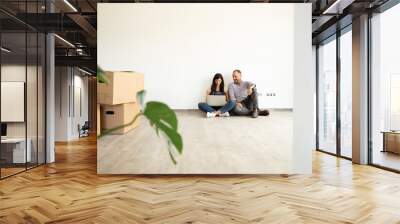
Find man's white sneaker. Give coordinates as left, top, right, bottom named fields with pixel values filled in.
left=221, top=112, right=230, bottom=117
left=206, top=112, right=216, bottom=118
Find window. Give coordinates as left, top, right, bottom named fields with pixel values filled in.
left=370, top=3, right=400, bottom=171
left=317, top=36, right=337, bottom=155
left=339, top=29, right=352, bottom=158
left=0, top=2, right=46, bottom=179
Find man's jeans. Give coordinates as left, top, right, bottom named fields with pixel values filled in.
left=198, top=100, right=235, bottom=113
left=232, top=88, right=259, bottom=116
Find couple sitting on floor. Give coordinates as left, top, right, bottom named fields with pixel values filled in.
left=198, top=69, right=269, bottom=118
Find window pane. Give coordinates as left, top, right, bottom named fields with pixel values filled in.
left=1, top=31, right=28, bottom=178
left=27, top=31, right=38, bottom=169
left=318, top=37, right=337, bottom=154
left=340, top=30, right=352, bottom=158
left=0, top=2, right=46, bottom=178
left=26, top=0, right=40, bottom=169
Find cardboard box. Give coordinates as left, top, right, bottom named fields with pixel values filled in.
left=101, top=102, right=141, bottom=134
left=98, top=71, right=144, bottom=105
left=97, top=104, right=101, bottom=136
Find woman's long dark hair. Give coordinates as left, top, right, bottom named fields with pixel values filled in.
left=211, top=73, right=224, bottom=93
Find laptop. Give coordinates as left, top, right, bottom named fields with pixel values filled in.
left=1, top=123, right=6, bottom=140
left=206, top=95, right=226, bottom=107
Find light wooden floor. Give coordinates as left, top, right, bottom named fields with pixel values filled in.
left=373, top=151, right=400, bottom=171
left=1, top=136, right=400, bottom=223
left=0, top=167, right=26, bottom=178
left=1, top=163, right=46, bottom=178
left=98, top=110, right=293, bottom=174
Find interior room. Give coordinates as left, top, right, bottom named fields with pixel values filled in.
left=0, top=21, right=46, bottom=178
left=54, top=66, right=94, bottom=142
left=97, top=3, right=312, bottom=174
left=52, top=11, right=97, bottom=143
left=1, top=0, right=400, bottom=223
left=0, top=0, right=98, bottom=179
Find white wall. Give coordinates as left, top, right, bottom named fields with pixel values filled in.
left=98, top=3, right=312, bottom=174
left=55, top=67, right=69, bottom=141
left=71, top=73, right=89, bottom=138
left=1, top=65, right=26, bottom=124
left=1, top=65, right=40, bottom=137
left=1, top=82, right=25, bottom=122
left=98, top=3, right=296, bottom=109
left=292, top=5, right=312, bottom=174
left=1, top=64, right=47, bottom=164
left=55, top=67, right=89, bottom=141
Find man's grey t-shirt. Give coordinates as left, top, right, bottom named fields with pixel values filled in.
left=228, top=81, right=254, bottom=102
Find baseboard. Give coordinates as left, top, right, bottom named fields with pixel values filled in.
left=173, top=108, right=293, bottom=112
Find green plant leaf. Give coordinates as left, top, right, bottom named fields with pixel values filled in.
left=97, top=65, right=109, bottom=84
left=143, top=101, right=183, bottom=155
left=167, top=142, right=177, bottom=165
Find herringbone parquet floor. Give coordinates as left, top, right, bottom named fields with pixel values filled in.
left=1, top=136, right=400, bottom=224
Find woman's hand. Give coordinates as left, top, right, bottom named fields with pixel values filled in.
left=247, top=85, right=255, bottom=95
left=247, top=88, right=253, bottom=95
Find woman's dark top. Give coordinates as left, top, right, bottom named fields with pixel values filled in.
left=210, top=90, right=225, bottom=95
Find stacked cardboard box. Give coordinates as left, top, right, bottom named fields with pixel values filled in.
left=97, top=71, right=144, bottom=135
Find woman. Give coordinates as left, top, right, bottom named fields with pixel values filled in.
left=198, top=73, right=235, bottom=118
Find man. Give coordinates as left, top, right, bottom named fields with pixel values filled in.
left=228, top=69, right=269, bottom=118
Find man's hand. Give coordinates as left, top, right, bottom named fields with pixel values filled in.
left=236, top=102, right=242, bottom=108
